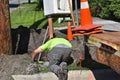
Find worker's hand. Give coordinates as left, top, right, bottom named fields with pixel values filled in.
left=31, top=47, right=42, bottom=61
left=31, top=51, right=37, bottom=61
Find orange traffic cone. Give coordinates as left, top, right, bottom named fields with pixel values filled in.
left=72, top=0, right=103, bottom=31
left=67, top=22, right=73, bottom=41
left=80, top=0, right=92, bottom=26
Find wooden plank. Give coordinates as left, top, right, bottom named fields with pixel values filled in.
left=88, top=32, right=120, bottom=52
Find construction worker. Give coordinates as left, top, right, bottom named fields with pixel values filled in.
left=32, top=38, right=73, bottom=80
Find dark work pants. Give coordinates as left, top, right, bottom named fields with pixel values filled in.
left=48, top=47, right=73, bottom=77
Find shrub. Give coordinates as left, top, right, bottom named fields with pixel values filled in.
left=89, top=0, right=120, bottom=21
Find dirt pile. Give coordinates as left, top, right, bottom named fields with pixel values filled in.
left=0, top=54, right=37, bottom=80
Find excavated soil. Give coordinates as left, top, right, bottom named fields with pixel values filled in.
left=0, top=26, right=84, bottom=80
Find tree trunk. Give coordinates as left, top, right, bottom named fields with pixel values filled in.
left=0, top=0, right=12, bottom=55
left=28, top=0, right=31, bottom=3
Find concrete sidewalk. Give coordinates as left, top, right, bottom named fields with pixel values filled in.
left=12, top=70, right=90, bottom=80
left=93, top=17, right=120, bottom=31
left=12, top=69, right=120, bottom=80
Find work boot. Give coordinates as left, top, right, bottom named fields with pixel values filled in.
left=57, top=68, right=67, bottom=80
left=60, top=62, right=68, bottom=70
left=59, top=62, right=68, bottom=80
left=50, top=65, right=65, bottom=80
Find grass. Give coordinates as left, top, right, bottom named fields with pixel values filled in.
left=39, top=63, right=89, bottom=73
left=10, top=2, right=67, bottom=29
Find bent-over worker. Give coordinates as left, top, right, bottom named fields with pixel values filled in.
left=32, top=38, right=73, bottom=80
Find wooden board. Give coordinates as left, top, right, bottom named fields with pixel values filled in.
left=88, top=32, right=120, bottom=52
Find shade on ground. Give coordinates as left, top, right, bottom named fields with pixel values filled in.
left=12, top=69, right=120, bottom=80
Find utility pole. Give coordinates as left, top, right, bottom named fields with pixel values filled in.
left=0, top=0, right=12, bottom=55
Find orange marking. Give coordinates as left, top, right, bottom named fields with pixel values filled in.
left=88, top=70, right=93, bottom=80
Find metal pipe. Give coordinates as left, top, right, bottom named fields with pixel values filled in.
left=75, top=0, right=79, bottom=26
